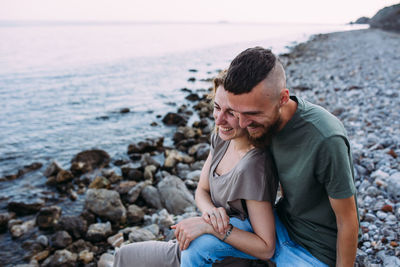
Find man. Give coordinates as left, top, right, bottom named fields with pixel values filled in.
left=223, top=47, right=359, bottom=267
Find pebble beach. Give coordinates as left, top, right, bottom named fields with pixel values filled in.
left=1, top=28, right=399, bottom=267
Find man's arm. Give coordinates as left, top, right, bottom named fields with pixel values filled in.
left=329, top=195, right=359, bottom=267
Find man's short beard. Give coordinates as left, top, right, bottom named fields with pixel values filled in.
left=248, top=117, right=281, bottom=148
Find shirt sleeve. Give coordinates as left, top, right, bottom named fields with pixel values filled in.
left=227, top=150, right=279, bottom=203
left=315, top=135, right=356, bottom=199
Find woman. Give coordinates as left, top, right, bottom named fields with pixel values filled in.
left=113, top=71, right=278, bottom=267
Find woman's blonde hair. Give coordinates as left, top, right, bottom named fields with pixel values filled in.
left=209, top=69, right=227, bottom=133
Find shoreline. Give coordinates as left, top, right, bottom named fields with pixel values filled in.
left=1, top=28, right=399, bottom=266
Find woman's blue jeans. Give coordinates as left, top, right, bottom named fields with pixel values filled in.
left=180, top=217, right=257, bottom=267
left=180, top=213, right=329, bottom=267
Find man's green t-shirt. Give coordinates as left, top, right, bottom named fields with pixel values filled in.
left=271, top=96, right=357, bottom=266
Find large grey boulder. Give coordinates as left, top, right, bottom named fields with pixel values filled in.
left=370, top=4, right=400, bottom=32
left=157, top=175, right=195, bottom=214
left=85, top=189, right=126, bottom=224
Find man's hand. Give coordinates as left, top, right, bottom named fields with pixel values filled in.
left=329, top=195, right=359, bottom=267
left=171, top=216, right=213, bottom=250
left=202, top=207, right=230, bottom=235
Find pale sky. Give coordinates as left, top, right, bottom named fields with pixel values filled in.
left=1, top=0, right=398, bottom=24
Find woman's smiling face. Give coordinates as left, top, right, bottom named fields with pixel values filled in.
left=213, top=86, right=246, bottom=141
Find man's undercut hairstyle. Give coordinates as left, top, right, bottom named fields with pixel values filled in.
left=224, top=47, right=277, bottom=95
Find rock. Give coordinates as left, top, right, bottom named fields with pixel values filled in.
left=44, top=161, right=62, bottom=177
left=143, top=165, right=157, bottom=180
left=44, top=249, right=78, bottom=267
left=141, top=185, right=164, bottom=209
left=10, top=219, right=35, bottom=238
left=89, top=176, right=110, bottom=189
left=127, top=137, right=164, bottom=154
left=187, top=77, right=196, bottom=82
left=70, top=149, right=110, bottom=175
left=0, top=211, right=16, bottom=232
left=185, top=93, right=200, bottom=101
left=120, top=107, right=130, bottom=114
left=78, top=249, right=94, bottom=264
left=65, top=239, right=94, bottom=254
left=50, top=231, right=73, bottom=249
left=188, top=143, right=210, bottom=160
left=152, top=209, right=175, bottom=230
left=143, top=224, right=160, bottom=236
left=370, top=4, right=400, bottom=32
left=377, top=250, right=400, bottom=266
left=164, top=149, right=194, bottom=169
left=36, top=205, right=62, bottom=229
left=387, top=172, right=400, bottom=200
left=85, top=189, right=126, bottom=224
left=127, top=180, right=152, bottom=203
left=127, top=204, right=145, bottom=224
left=32, top=250, right=50, bottom=262
left=86, top=221, right=112, bottom=242
left=162, top=112, right=188, bottom=126
left=36, top=235, right=49, bottom=247
left=186, top=170, right=202, bottom=181
left=8, top=198, right=45, bottom=215
left=157, top=175, right=195, bottom=214
left=128, top=227, right=156, bottom=242
left=381, top=204, right=394, bottom=213
left=354, top=16, right=370, bottom=24
left=115, top=180, right=137, bottom=195
left=121, top=164, right=144, bottom=181
left=107, top=232, right=124, bottom=248
left=56, top=216, right=88, bottom=239
left=97, top=253, right=114, bottom=267
left=140, top=153, right=162, bottom=168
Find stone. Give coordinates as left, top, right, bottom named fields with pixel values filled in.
left=387, top=172, right=400, bottom=200
left=370, top=4, right=400, bottom=32
left=157, top=175, right=195, bottom=214
left=86, top=221, right=112, bottom=242
left=381, top=204, right=394, bottom=213
left=89, top=176, right=110, bottom=189
left=162, top=112, right=188, bottom=126
left=0, top=211, right=15, bottom=232
left=50, top=231, right=73, bottom=249
left=115, top=180, right=137, bottom=195
left=377, top=250, right=400, bottom=266
left=188, top=143, right=210, bottom=160
left=185, top=170, right=201, bottom=181
left=8, top=198, right=45, bottom=215
left=45, top=249, right=78, bottom=267
left=10, top=219, right=35, bottom=238
left=78, top=249, right=94, bottom=264
left=127, top=180, right=152, bottom=204
left=97, top=253, right=114, bottom=267
left=56, top=216, right=87, bottom=239
left=121, top=164, right=144, bottom=181
left=70, top=149, right=110, bottom=175
left=354, top=17, right=370, bottom=24
left=128, top=137, right=164, bottom=154
left=141, top=185, right=164, bottom=209
left=127, top=204, right=145, bottom=224
left=85, top=189, right=126, bottom=224
left=144, top=165, right=157, bottom=180
left=32, top=250, right=50, bottom=262
left=164, top=149, right=194, bottom=169
left=36, top=205, right=62, bottom=229
left=56, top=170, right=74, bottom=183
left=43, top=161, right=62, bottom=177
left=36, top=235, right=49, bottom=247
left=107, top=232, right=124, bottom=248
left=128, top=227, right=156, bottom=242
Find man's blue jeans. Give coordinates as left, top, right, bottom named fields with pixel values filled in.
left=180, top=213, right=329, bottom=267
left=271, top=212, right=329, bottom=267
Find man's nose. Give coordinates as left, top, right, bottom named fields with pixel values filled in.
left=238, top=114, right=251, bottom=129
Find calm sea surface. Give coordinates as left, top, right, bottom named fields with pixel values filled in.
left=0, top=21, right=366, bottom=265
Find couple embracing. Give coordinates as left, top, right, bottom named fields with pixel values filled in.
left=114, top=47, right=359, bottom=267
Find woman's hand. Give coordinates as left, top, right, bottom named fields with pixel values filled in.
left=171, top=217, right=213, bottom=250
left=202, top=207, right=230, bottom=235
